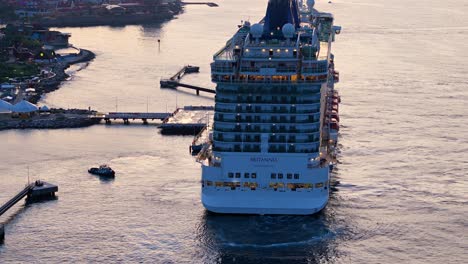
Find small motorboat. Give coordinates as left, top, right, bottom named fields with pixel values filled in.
left=88, top=165, right=115, bottom=177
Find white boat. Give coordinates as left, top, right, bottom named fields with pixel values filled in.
left=197, top=0, right=342, bottom=215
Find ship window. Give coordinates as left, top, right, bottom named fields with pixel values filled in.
left=287, top=173, right=292, bottom=179
left=215, top=182, right=223, bottom=187
left=207, top=181, right=213, bottom=186
left=271, top=173, right=276, bottom=179
left=294, top=173, right=299, bottom=179
left=235, top=173, right=241, bottom=178
left=278, top=173, right=283, bottom=179
left=228, top=173, right=234, bottom=178
left=251, top=173, right=257, bottom=178
left=244, top=173, right=250, bottom=178
left=315, top=182, right=324, bottom=188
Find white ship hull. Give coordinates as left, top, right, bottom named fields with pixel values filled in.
left=201, top=154, right=330, bottom=215
left=202, top=189, right=328, bottom=215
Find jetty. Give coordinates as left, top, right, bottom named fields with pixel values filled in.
left=181, top=2, right=219, bottom=7
left=160, top=65, right=200, bottom=85
left=101, top=112, right=171, bottom=125
left=161, top=80, right=216, bottom=96
left=160, top=65, right=215, bottom=95
left=0, top=181, right=58, bottom=217
left=159, top=106, right=214, bottom=135
left=0, top=180, right=57, bottom=243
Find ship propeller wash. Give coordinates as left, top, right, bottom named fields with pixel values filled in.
left=196, top=0, right=342, bottom=215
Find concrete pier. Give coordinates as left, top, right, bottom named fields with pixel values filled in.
left=0, top=181, right=57, bottom=242
left=27, top=181, right=58, bottom=202
left=159, top=106, right=213, bottom=135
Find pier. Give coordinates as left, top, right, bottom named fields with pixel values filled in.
left=181, top=2, right=219, bottom=7
left=160, top=65, right=215, bottom=95
left=0, top=180, right=57, bottom=243
left=101, top=112, right=171, bottom=125
left=159, top=106, right=213, bottom=135
left=160, top=65, right=200, bottom=85
left=0, top=181, right=58, bottom=217
left=161, top=80, right=216, bottom=96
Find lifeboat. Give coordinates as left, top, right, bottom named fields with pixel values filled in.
left=329, top=111, right=340, bottom=122
left=333, top=70, right=340, bottom=82
left=330, top=119, right=340, bottom=131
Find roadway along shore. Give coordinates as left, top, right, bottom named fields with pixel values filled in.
left=28, top=48, right=96, bottom=105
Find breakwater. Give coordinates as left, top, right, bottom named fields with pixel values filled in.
left=0, top=114, right=100, bottom=130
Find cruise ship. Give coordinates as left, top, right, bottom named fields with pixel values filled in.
left=197, top=0, right=342, bottom=215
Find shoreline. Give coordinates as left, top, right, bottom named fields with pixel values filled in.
left=28, top=48, right=96, bottom=105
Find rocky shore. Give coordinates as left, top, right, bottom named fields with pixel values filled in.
left=0, top=110, right=101, bottom=130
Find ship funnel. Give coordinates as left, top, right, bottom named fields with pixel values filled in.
left=264, top=0, right=301, bottom=33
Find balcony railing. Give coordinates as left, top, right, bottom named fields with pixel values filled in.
left=212, top=77, right=326, bottom=84
left=215, top=97, right=320, bottom=104
left=213, top=116, right=320, bottom=124
left=216, top=86, right=321, bottom=94
left=214, top=107, right=320, bottom=114
left=213, top=126, right=320, bottom=134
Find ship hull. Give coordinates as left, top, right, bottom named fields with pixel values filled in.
left=201, top=159, right=330, bottom=215
left=202, top=192, right=328, bottom=215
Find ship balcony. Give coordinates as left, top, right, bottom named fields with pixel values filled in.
left=212, top=141, right=261, bottom=153
left=268, top=144, right=319, bottom=154
left=301, top=61, right=328, bottom=76
left=213, top=123, right=320, bottom=134
left=239, top=66, right=297, bottom=76
left=213, top=131, right=319, bottom=143
left=212, top=134, right=261, bottom=143
left=215, top=96, right=320, bottom=105
left=214, top=104, right=320, bottom=114
left=212, top=75, right=326, bottom=84
left=211, top=64, right=236, bottom=75
left=216, top=85, right=321, bottom=94
left=268, top=137, right=320, bottom=144
left=213, top=116, right=320, bottom=124
left=214, top=112, right=321, bottom=121
left=214, top=130, right=320, bottom=136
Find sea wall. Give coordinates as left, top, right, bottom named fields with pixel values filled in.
left=0, top=114, right=101, bottom=130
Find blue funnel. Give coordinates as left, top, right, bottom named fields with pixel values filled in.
left=264, top=0, right=300, bottom=33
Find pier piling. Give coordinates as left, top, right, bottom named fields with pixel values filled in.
left=0, top=224, right=4, bottom=244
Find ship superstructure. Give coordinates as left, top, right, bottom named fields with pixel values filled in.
left=197, top=0, right=341, bottom=215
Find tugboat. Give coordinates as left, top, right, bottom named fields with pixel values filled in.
left=88, top=165, right=115, bottom=177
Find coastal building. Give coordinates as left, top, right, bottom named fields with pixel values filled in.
left=31, top=29, right=70, bottom=47
left=11, top=100, right=39, bottom=118
left=0, top=99, right=13, bottom=111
